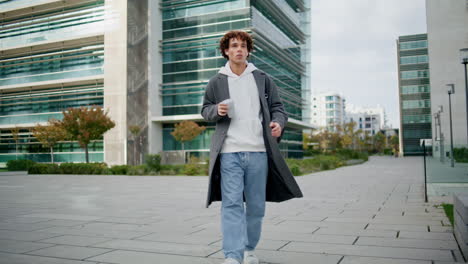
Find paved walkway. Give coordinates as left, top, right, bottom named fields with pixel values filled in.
left=0, top=156, right=464, bottom=264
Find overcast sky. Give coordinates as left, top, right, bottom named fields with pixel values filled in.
left=310, top=0, right=427, bottom=128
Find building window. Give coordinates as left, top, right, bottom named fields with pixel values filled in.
left=400, top=55, right=429, bottom=65
left=401, top=85, right=430, bottom=94
left=401, top=70, right=429, bottom=79
left=402, top=100, right=431, bottom=109
left=399, top=40, right=427, bottom=50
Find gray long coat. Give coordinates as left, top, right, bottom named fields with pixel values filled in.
left=201, top=69, right=303, bottom=208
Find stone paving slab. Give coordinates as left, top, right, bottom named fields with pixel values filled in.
left=340, top=256, right=430, bottom=264
left=340, top=256, right=431, bottom=264
left=209, top=249, right=342, bottom=264
left=366, top=223, right=430, bottom=232
left=0, top=229, right=61, bottom=242
left=399, top=230, right=456, bottom=240
left=37, top=235, right=113, bottom=247
left=87, top=249, right=222, bottom=264
left=0, top=252, right=98, bottom=264
left=0, top=156, right=465, bottom=263
left=279, top=241, right=454, bottom=261
left=0, top=239, right=55, bottom=254
left=26, top=245, right=113, bottom=260
left=313, top=226, right=398, bottom=237
left=355, top=236, right=459, bottom=250
left=91, top=238, right=220, bottom=257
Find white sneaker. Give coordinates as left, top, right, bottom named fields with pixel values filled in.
left=244, top=250, right=259, bottom=264
left=222, top=258, right=240, bottom=264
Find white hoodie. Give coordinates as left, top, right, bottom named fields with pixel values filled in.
left=219, top=61, right=266, bottom=153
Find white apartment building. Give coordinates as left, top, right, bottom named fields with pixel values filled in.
left=346, top=104, right=387, bottom=136
left=311, top=92, right=346, bottom=132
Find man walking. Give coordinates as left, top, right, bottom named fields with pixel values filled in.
left=201, top=30, right=303, bottom=264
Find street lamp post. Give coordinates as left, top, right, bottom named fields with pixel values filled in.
left=460, top=48, right=468, bottom=143
left=447, top=84, right=455, bottom=167
left=437, top=105, right=444, bottom=162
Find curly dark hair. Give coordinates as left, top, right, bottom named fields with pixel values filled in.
left=219, top=30, right=254, bottom=60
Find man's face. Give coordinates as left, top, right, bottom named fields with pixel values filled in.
left=224, top=38, right=249, bottom=64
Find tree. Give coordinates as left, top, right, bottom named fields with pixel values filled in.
left=171, top=121, right=206, bottom=162
left=129, top=125, right=141, bottom=165
left=11, top=126, right=21, bottom=160
left=390, top=134, right=399, bottom=157
left=373, top=132, right=386, bottom=153
left=59, top=106, right=115, bottom=163
left=32, top=120, right=66, bottom=164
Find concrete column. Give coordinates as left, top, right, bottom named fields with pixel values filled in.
left=104, top=0, right=128, bottom=165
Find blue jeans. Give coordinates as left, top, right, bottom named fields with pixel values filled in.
left=220, top=152, right=268, bottom=262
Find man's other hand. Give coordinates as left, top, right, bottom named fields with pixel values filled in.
left=270, top=121, right=281, bottom=137
left=218, top=103, right=228, bottom=116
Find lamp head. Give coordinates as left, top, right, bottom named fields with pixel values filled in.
left=461, top=48, right=468, bottom=64
left=447, top=84, right=455, bottom=94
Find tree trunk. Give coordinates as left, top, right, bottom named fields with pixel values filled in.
left=182, top=142, right=186, bottom=164
left=134, top=139, right=137, bottom=165
left=85, top=145, right=89, bottom=163
left=50, top=147, right=54, bottom=164
left=15, top=143, right=18, bottom=160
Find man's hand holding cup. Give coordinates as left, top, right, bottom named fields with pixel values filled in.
left=218, top=99, right=234, bottom=118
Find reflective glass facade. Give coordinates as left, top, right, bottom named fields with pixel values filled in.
left=161, top=0, right=310, bottom=158
left=397, top=34, right=432, bottom=155
left=0, top=0, right=106, bottom=164
left=0, top=0, right=105, bottom=50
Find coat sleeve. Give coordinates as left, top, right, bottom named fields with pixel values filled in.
left=201, top=78, right=224, bottom=122
left=266, top=75, right=288, bottom=131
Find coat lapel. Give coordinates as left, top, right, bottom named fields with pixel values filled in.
left=217, top=74, right=230, bottom=101
left=253, top=70, right=266, bottom=102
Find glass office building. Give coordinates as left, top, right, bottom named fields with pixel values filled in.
left=397, top=34, right=432, bottom=156
left=0, top=0, right=149, bottom=165
left=0, top=0, right=107, bottom=164
left=155, top=0, right=312, bottom=159
left=0, top=0, right=311, bottom=165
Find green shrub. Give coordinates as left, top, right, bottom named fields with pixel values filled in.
left=159, top=164, right=185, bottom=175
left=304, top=148, right=321, bottom=156
left=454, top=147, right=468, bottom=163
left=183, top=163, right=206, bottom=175
left=127, top=165, right=149, bottom=175
left=59, top=162, right=109, bottom=175
left=290, top=165, right=302, bottom=176
left=28, top=163, right=60, bottom=174
left=335, top=149, right=368, bottom=160
left=320, top=161, right=330, bottom=170
left=383, top=148, right=393, bottom=155
left=183, top=156, right=207, bottom=176
left=145, top=154, right=161, bottom=172
left=110, top=165, right=129, bottom=175
left=7, top=159, right=36, bottom=171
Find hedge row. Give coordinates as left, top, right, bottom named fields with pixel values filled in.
left=6, top=155, right=209, bottom=176
left=286, top=150, right=368, bottom=176
left=454, top=147, right=468, bottom=163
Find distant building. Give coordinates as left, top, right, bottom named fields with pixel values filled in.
left=346, top=104, right=386, bottom=136
left=397, top=34, right=431, bottom=156
left=311, top=92, right=346, bottom=132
